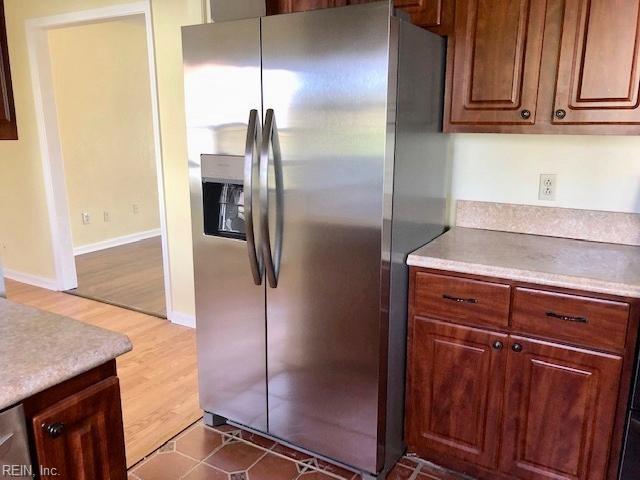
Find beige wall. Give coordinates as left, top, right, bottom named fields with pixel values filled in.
left=48, top=17, right=159, bottom=248
left=152, top=0, right=201, bottom=316
left=449, top=134, right=640, bottom=224
left=0, top=0, right=201, bottom=317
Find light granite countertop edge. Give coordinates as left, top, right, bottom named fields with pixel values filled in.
left=406, top=255, right=640, bottom=299
left=0, top=336, right=132, bottom=411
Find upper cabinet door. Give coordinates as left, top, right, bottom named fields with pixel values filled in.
left=554, top=0, right=640, bottom=124
left=447, top=0, right=547, bottom=126
left=395, top=0, right=451, bottom=32
left=0, top=0, right=17, bottom=140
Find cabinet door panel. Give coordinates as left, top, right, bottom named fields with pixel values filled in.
left=396, top=0, right=449, bottom=31
left=406, top=317, right=507, bottom=469
left=448, top=0, right=547, bottom=125
left=500, top=336, right=622, bottom=480
left=32, top=377, right=127, bottom=480
left=554, top=0, right=640, bottom=124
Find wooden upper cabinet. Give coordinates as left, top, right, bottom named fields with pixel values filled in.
left=395, top=0, right=453, bottom=32
left=0, top=0, right=17, bottom=140
left=406, top=317, right=507, bottom=469
left=266, top=0, right=347, bottom=14
left=32, top=377, right=127, bottom=480
left=265, top=0, right=452, bottom=32
left=447, top=0, right=547, bottom=126
left=500, top=336, right=622, bottom=480
left=554, top=0, right=640, bottom=124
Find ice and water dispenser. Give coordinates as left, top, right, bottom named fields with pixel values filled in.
left=201, top=154, right=246, bottom=240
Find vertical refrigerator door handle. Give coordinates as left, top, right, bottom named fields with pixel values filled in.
left=244, top=109, right=263, bottom=285
left=260, top=108, right=284, bottom=288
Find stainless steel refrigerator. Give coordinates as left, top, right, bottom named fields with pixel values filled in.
left=182, top=2, right=448, bottom=475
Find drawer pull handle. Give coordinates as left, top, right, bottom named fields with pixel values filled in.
left=546, top=311, right=588, bottom=324
left=443, top=294, right=477, bottom=304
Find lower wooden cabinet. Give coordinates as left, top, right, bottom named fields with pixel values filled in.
left=31, top=377, right=127, bottom=480
left=406, top=268, right=634, bottom=480
left=500, top=336, right=622, bottom=480
left=406, top=317, right=507, bottom=469
left=21, top=361, right=127, bottom=480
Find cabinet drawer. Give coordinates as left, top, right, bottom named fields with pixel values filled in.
left=413, top=272, right=511, bottom=328
left=512, top=288, right=630, bottom=352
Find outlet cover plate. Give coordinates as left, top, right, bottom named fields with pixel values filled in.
left=539, top=174, right=557, bottom=201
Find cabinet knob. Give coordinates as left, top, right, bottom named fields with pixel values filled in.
left=520, top=109, right=531, bottom=119
left=511, top=343, right=523, bottom=353
left=42, top=422, right=65, bottom=439
left=554, top=109, right=567, bottom=119
left=492, top=340, right=504, bottom=350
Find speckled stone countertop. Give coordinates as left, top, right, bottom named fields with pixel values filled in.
left=0, top=298, right=132, bottom=411
left=407, top=227, right=640, bottom=298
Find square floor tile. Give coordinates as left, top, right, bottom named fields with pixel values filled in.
left=204, top=441, right=265, bottom=472
left=247, top=453, right=299, bottom=480
left=182, top=463, right=228, bottom=480
left=176, top=425, right=224, bottom=460
left=386, top=464, right=415, bottom=480
left=132, top=452, right=198, bottom=480
left=214, top=424, right=277, bottom=450
left=297, top=472, right=340, bottom=480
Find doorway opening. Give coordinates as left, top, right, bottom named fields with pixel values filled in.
left=26, top=3, right=171, bottom=319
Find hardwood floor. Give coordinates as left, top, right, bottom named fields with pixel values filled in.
left=5, top=279, right=201, bottom=467
left=67, top=236, right=166, bottom=318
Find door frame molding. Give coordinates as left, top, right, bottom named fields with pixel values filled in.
left=25, top=1, right=174, bottom=318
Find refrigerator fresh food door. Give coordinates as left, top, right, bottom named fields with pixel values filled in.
left=182, top=19, right=267, bottom=431
left=260, top=3, right=392, bottom=472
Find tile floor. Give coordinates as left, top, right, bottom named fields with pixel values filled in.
left=128, top=420, right=467, bottom=480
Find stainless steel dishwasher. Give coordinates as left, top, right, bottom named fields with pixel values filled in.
left=0, top=404, right=32, bottom=473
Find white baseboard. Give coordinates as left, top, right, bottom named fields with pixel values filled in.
left=3, top=269, right=59, bottom=290
left=168, top=310, right=196, bottom=329
left=73, top=228, right=161, bottom=256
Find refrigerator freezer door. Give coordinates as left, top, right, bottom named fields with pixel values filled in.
left=182, top=20, right=267, bottom=431
left=261, top=3, right=392, bottom=472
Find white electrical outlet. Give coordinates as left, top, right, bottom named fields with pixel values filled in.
left=104, top=211, right=110, bottom=222
left=538, top=174, right=557, bottom=201
left=132, top=204, right=139, bottom=214
left=81, top=212, right=90, bottom=225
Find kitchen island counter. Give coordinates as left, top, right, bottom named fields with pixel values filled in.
left=0, top=297, right=131, bottom=410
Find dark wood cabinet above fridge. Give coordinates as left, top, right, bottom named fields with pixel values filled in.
left=0, top=0, right=17, bottom=140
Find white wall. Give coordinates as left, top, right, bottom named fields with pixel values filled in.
left=450, top=134, right=640, bottom=221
